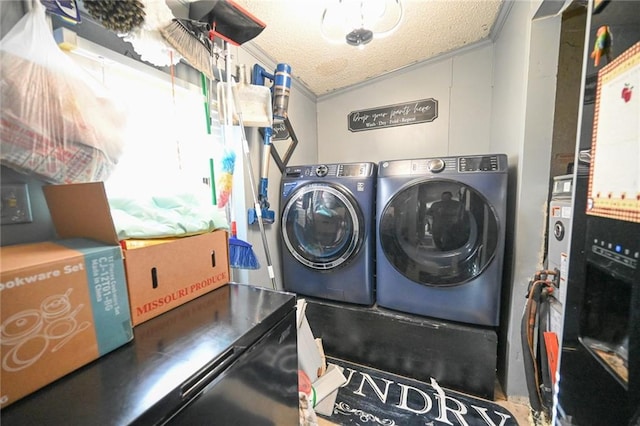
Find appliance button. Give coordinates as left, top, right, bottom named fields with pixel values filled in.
left=428, top=159, right=445, bottom=173
left=554, top=221, right=565, bottom=240
left=315, top=165, right=328, bottom=177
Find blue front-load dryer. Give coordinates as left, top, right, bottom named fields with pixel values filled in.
left=280, top=162, right=376, bottom=305
left=376, top=154, right=508, bottom=326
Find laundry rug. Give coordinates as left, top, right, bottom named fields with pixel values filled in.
left=317, top=358, right=518, bottom=426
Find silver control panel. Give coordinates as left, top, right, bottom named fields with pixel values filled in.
left=459, top=155, right=500, bottom=172
left=285, top=163, right=374, bottom=179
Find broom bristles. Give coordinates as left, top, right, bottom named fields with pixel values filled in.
left=229, top=236, right=260, bottom=269
left=160, top=19, right=214, bottom=80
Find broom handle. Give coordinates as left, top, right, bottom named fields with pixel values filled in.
left=224, top=44, right=233, bottom=127
left=231, top=84, right=278, bottom=291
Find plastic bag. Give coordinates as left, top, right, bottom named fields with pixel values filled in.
left=0, top=2, right=127, bottom=183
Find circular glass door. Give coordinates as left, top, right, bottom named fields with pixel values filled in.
left=379, top=179, right=499, bottom=286
left=282, top=183, right=363, bottom=270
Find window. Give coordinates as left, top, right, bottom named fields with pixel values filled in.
left=64, top=38, right=223, bottom=202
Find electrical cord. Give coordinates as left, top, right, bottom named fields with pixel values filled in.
left=522, top=270, right=559, bottom=423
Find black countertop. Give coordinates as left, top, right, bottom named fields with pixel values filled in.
left=0, top=283, right=296, bottom=425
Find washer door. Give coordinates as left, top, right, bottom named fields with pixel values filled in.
left=379, top=179, right=499, bottom=286
left=282, top=183, right=364, bottom=270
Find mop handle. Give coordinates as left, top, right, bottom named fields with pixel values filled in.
left=231, top=84, right=278, bottom=291
left=224, top=45, right=233, bottom=127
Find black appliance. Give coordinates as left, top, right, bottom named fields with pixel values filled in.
left=556, top=1, right=640, bottom=424
left=0, top=283, right=298, bottom=425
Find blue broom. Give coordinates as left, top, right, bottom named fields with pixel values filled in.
left=216, top=41, right=259, bottom=270
left=213, top=148, right=259, bottom=269
left=229, top=220, right=260, bottom=269
left=214, top=121, right=259, bottom=270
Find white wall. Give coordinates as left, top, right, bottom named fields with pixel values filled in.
left=317, top=42, right=494, bottom=162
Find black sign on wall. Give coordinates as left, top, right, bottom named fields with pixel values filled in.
left=348, top=98, right=438, bottom=132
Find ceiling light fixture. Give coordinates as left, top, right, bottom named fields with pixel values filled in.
left=321, top=0, right=403, bottom=48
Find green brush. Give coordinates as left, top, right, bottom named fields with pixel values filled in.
left=209, top=158, right=217, bottom=205
left=201, top=72, right=211, bottom=135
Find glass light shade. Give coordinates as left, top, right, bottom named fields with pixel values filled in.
left=321, top=0, right=403, bottom=46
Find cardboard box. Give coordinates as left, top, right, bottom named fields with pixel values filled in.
left=42, top=182, right=230, bottom=326
left=313, top=363, right=347, bottom=416
left=0, top=239, right=133, bottom=408
left=296, top=299, right=324, bottom=382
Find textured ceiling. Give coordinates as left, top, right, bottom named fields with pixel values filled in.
left=233, top=0, right=506, bottom=97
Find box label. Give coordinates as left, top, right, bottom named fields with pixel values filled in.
left=1, top=240, right=132, bottom=408
left=82, top=247, right=133, bottom=353
left=134, top=270, right=229, bottom=320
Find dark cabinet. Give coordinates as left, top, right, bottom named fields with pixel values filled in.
left=556, top=1, right=640, bottom=424
left=0, top=283, right=298, bottom=425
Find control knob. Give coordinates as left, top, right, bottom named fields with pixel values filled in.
left=427, top=159, right=445, bottom=173
left=315, top=165, right=329, bottom=177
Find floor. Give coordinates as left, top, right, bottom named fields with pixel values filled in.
left=488, top=389, right=534, bottom=426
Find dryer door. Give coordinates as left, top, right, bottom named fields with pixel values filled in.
left=379, top=179, right=499, bottom=286
left=282, top=183, right=364, bottom=270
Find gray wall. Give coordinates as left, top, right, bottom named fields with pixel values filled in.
left=493, top=1, right=563, bottom=400
left=317, top=42, right=494, bottom=162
